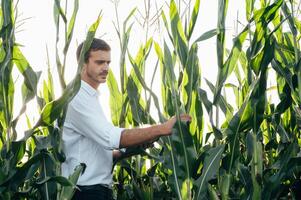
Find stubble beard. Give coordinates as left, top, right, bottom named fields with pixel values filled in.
left=86, top=71, right=102, bottom=84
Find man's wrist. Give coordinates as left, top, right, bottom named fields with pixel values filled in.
left=158, top=124, right=170, bottom=136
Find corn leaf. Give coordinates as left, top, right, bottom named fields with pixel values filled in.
left=107, top=69, right=123, bottom=126
left=13, top=46, right=40, bottom=103
left=186, top=0, right=200, bottom=40
left=195, top=144, right=225, bottom=199
left=214, top=26, right=248, bottom=104
left=59, top=164, right=85, bottom=200
left=63, top=0, right=79, bottom=54
left=170, top=0, right=188, bottom=67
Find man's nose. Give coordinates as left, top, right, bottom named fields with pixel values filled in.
left=103, top=63, right=109, bottom=70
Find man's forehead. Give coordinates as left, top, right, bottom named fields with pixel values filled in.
left=90, top=50, right=111, bottom=58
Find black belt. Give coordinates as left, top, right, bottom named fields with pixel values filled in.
left=77, top=184, right=111, bottom=191
left=74, top=184, right=113, bottom=200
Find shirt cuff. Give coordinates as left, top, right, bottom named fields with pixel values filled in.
left=109, top=127, right=124, bottom=149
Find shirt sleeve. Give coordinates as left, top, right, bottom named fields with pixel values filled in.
left=65, top=97, right=123, bottom=150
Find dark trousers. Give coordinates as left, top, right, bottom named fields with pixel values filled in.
left=72, top=184, right=113, bottom=200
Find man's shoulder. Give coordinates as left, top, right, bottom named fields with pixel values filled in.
left=69, top=89, right=89, bottom=107
left=66, top=90, right=90, bottom=119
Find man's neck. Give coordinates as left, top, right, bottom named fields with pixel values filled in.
left=81, top=77, right=99, bottom=90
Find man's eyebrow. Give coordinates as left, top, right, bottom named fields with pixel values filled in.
left=95, top=59, right=111, bottom=63
left=95, top=59, right=110, bottom=61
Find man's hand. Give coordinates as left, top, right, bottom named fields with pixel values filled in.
left=139, top=141, right=154, bottom=149
left=113, top=149, right=123, bottom=159
left=160, top=114, right=192, bottom=136
left=119, top=114, right=191, bottom=148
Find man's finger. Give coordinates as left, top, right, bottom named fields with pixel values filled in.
left=179, top=114, right=192, bottom=122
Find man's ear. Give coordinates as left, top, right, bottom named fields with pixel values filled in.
left=82, top=63, right=87, bottom=71
left=80, top=64, right=87, bottom=76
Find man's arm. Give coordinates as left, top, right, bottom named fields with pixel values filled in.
left=113, top=150, right=122, bottom=159
left=119, top=114, right=191, bottom=148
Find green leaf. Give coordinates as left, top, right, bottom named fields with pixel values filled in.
left=198, top=88, right=213, bottom=115
left=194, top=29, right=217, bottom=43
left=161, top=122, right=197, bottom=199
left=63, top=0, right=79, bottom=54
left=262, top=142, right=299, bottom=199
left=186, top=0, right=200, bottom=40
left=237, top=163, right=252, bottom=199
left=107, top=69, right=123, bottom=126
left=224, top=77, right=260, bottom=172
left=77, top=14, right=102, bottom=71
left=54, top=0, right=67, bottom=23
left=37, top=76, right=81, bottom=127
left=208, top=184, right=219, bottom=200
left=216, top=0, right=229, bottom=72
left=1, top=153, right=43, bottom=189
left=250, top=134, right=262, bottom=199
left=195, top=144, right=225, bottom=198
left=170, top=0, right=188, bottom=67
left=10, top=141, right=26, bottom=167
left=126, top=77, right=147, bottom=124
left=60, top=164, right=85, bottom=200
left=128, top=49, right=164, bottom=122
left=246, top=0, right=255, bottom=21
left=214, top=26, right=248, bottom=104
left=36, top=176, right=73, bottom=186
left=115, top=8, right=136, bottom=93
left=161, top=11, right=174, bottom=44
left=13, top=46, right=40, bottom=103
left=281, top=2, right=297, bottom=36
left=182, top=43, right=199, bottom=109
left=220, top=173, right=231, bottom=199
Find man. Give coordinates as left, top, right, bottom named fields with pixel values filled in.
left=62, top=38, right=191, bottom=200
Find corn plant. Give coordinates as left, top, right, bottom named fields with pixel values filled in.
left=203, top=0, right=301, bottom=199
left=109, top=0, right=219, bottom=199
left=1, top=0, right=301, bottom=199
left=0, top=0, right=100, bottom=199
left=108, top=3, right=163, bottom=199
left=109, top=0, right=301, bottom=199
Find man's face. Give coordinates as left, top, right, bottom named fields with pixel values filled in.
left=83, top=50, right=111, bottom=85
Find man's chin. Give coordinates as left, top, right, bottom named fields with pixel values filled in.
left=92, top=79, right=106, bottom=84
left=97, top=76, right=107, bottom=83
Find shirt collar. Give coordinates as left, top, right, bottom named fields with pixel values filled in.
left=81, top=80, right=99, bottom=96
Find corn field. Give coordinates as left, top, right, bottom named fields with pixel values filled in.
left=0, top=0, right=301, bottom=199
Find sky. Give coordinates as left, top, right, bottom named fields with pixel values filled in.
left=14, top=0, right=248, bottom=138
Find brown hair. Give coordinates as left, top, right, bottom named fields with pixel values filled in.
left=76, top=38, right=111, bottom=63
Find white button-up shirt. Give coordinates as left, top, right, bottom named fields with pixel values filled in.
left=62, top=80, right=123, bottom=186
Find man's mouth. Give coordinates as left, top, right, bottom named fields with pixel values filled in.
left=99, top=72, right=108, bottom=76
